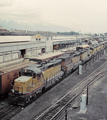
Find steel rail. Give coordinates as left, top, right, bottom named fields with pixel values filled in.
left=50, top=70, right=107, bottom=120
left=35, top=59, right=107, bottom=120
left=1, top=107, right=21, bottom=120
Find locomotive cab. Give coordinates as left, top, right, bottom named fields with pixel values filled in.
left=8, top=67, right=45, bottom=105
left=11, top=67, right=44, bottom=94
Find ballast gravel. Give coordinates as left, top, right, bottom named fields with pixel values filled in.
left=11, top=54, right=107, bottom=120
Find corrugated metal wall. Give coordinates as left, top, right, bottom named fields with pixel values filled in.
left=0, top=53, right=3, bottom=63
left=0, top=46, right=43, bottom=63
left=12, top=51, right=19, bottom=59
left=37, top=48, right=41, bottom=55
left=26, top=48, right=42, bottom=56
left=32, top=48, right=37, bottom=56
left=26, top=49, right=32, bottom=56
left=4, top=52, right=11, bottom=62
left=0, top=51, right=19, bottom=63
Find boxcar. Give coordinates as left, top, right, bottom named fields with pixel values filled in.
left=0, top=60, right=36, bottom=95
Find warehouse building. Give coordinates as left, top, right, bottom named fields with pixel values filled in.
left=0, top=34, right=53, bottom=63
left=0, top=34, right=104, bottom=64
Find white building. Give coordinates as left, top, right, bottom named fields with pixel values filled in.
left=0, top=34, right=53, bottom=63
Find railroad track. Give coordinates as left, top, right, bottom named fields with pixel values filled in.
left=0, top=105, right=22, bottom=120
left=0, top=53, right=105, bottom=120
left=34, top=60, right=107, bottom=120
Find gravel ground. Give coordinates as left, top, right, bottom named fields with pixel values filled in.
left=67, top=71, right=107, bottom=120
left=10, top=54, right=107, bottom=120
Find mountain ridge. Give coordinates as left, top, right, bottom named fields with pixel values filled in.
left=0, top=20, right=73, bottom=32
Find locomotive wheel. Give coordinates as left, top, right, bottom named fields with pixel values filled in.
left=26, top=97, right=30, bottom=103
left=63, top=74, right=66, bottom=78
left=59, top=77, right=62, bottom=81
left=32, top=93, right=36, bottom=99
left=42, top=87, right=45, bottom=93
left=21, top=102, right=26, bottom=107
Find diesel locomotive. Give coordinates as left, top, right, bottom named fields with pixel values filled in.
left=8, top=42, right=107, bottom=106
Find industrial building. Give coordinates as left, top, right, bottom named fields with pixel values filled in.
left=0, top=34, right=105, bottom=63
left=0, top=35, right=53, bottom=63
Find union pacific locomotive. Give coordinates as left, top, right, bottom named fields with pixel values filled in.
left=8, top=42, right=107, bottom=106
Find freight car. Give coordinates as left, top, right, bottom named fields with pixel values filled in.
left=0, top=59, right=37, bottom=96
left=8, top=42, right=107, bottom=105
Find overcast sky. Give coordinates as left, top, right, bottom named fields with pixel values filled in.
left=0, top=0, right=107, bottom=33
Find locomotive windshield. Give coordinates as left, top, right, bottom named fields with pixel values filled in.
left=22, top=72, right=32, bottom=76
left=37, top=73, right=41, bottom=77
left=20, top=66, right=42, bottom=77
left=19, top=70, right=33, bottom=77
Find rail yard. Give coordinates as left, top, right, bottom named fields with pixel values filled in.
left=1, top=0, right=107, bottom=119
left=0, top=36, right=107, bottom=120
left=10, top=49, right=107, bottom=120
left=8, top=42, right=106, bottom=106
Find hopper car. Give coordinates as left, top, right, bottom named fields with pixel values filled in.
left=8, top=42, right=107, bottom=106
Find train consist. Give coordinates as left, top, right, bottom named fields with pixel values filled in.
left=0, top=59, right=37, bottom=96
left=8, top=41, right=107, bottom=106
left=0, top=52, right=66, bottom=96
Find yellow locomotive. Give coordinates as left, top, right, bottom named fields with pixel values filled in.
left=8, top=42, right=106, bottom=106
left=9, top=59, right=63, bottom=105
